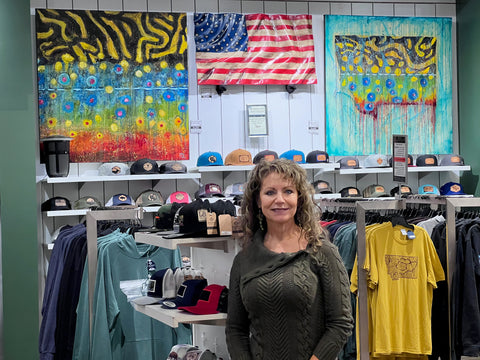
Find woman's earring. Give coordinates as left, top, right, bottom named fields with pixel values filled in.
left=257, top=211, right=264, bottom=231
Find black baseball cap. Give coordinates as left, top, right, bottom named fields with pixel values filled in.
left=416, top=154, right=438, bottom=167
left=164, top=199, right=212, bottom=238
left=253, top=150, right=278, bottom=164
left=312, top=180, right=333, bottom=194
left=161, top=278, right=208, bottom=309
left=41, top=196, right=72, bottom=211
left=130, top=158, right=159, bottom=174
left=306, top=150, right=329, bottom=163
left=155, top=203, right=183, bottom=231
left=340, top=186, right=362, bottom=198
left=440, top=154, right=464, bottom=166
left=390, top=185, right=413, bottom=196
left=337, top=156, right=359, bottom=169
left=159, top=161, right=187, bottom=174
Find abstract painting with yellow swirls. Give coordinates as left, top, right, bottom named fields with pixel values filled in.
left=36, top=9, right=188, bottom=162
left=325, top=16, right=452, bottom=156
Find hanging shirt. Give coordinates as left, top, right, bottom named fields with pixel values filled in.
left=351, top=222, right=445, bottom=358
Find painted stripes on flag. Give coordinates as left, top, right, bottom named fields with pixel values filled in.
left=194, top=13, right=317, bottom=85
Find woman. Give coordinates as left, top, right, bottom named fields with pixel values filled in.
left=226, top=158, right=353, bottom=360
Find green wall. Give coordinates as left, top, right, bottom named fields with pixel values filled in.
left=0, top=0, right=40, bottom=359
left=457, top=0, right=480, bottom=196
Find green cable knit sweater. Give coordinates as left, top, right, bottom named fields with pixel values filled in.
left=226, top=230, right=354, bottom=360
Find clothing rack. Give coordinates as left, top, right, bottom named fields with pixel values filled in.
left=317, top=197, right=449, bottom=360
left=85, top=207, right=144, bottom=335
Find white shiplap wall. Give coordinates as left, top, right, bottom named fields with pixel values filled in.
left=33, top=1, right=457, bottom=359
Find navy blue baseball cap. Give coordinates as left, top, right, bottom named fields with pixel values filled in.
left=440, top=182, right=466, bottom=195
left=197, top=151, right=223, bottom=166
left=161, top=279, right=208, bottom=309
left=105, top=193, right=134, bottom=206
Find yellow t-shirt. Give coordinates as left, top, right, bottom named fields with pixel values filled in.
left=351, top=222, right=445, bottom=358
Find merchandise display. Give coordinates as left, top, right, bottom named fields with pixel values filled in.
left=440, top=181, right=466, bottom=195
left=224, top=148, right=253, bottom=166
left=41, top=196, right=72, bottom=211
left=440, top=154, right=465, bottom=166
left=105, top=193, right=135, bottom=206
left=195, top=183, right=224, bottom=198
left=130, top=158, right=159, bottom=174
left=337, top=156, right=359, bottom=169
left=166, top=199, right=212, bottom=238
left=418, top=184, right=440, bottom=195
left=166, top=191, right=192, bottom=204
left=253, top=149, right=278, bottom=164
left=135, top=190, right=164, bottom=207
left=147, top=268, right=176, bottom=299
left=363, top=154, right=389, bottom=168
left=306, top=150, right=329, bottom=163
left=313, top=180, right=333, bottom=194
left=72, top=196, right=102, bottom=210
left=279, top=149, right=305, bottom=163
left=98, top=162, right=130, bottom=176
left=197, top=151, right=224, bottom=166
left=162, top=278, right=208, bottom=309
left=224, top=183, right=245, bottom=197
left=390, top=185, right=414, bottom=196
left=416, top=154, right=438, bottom=166
left=363, top=184, right=389, bottom=198
left=178, top=284, right=227, bottom=315
left=340, top=186, right=362, bottom=198
left=159, top=161, right=187, bottom=174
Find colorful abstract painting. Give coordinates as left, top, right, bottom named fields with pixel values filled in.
left=36, top=9, right=188, bottom=162
left=325, top=16, right=452, bottom=156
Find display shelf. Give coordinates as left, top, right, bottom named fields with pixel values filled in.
left=135, top=232, right=235, bottom=252
left=190, top=163, right=339, bottom=173
left=45, top=206, right=159, bottom=217
left=132, top=303, right=227, bottom=328
left=337, top=165, right=470, bottom=175
left=42, top=173, right=201, bottom=183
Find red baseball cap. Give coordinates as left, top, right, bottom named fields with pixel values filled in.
left=178, top=284, right=226, bottom=315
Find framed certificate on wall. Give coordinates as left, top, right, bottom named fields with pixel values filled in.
left=246, top=104, right=268, bottom=137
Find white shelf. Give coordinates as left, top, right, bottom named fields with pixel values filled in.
left=135, top=232, right=235, bottom=251
left=45, top=206, right=160, bottom=217
left=338, top=165, right=470, bottom=175
left=132, top=303, right=227, bottom=328
left=190, top=163, right=339, bottom=173
left=43, top=173, right=201, bottom=183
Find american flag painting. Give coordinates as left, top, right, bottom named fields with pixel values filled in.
left=194, top=13, right=317, bottom=85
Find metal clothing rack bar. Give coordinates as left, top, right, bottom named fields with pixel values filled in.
left=85, top=207, right=144, bottom=335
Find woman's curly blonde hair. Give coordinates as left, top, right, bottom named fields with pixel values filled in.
left=239, top=158, right=328, bottom=251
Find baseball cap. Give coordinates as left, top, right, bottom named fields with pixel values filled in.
left=418, top=184, right=440, bottom=195
left=197, top=151, right=223, bottom=166
left=178, top=284, right=227, bottom=315
left=98, top=162, right=130, bottom=176
left=41, top=196, right=72, bottom=211
left=130, top=158, right=159, bottom=174
left=224, top=149, right=253, bottom=166
left=72, top=196, right=102, bottom=210
left=440, top=154, right=465, bottom=166
left=363, top=154, right=389, bottom=168
left=147, top=268, right=176, bottom=299
left=337, top=157, right=359, bottom=169
left=389, top=154, right=414, bottom=167
left=362, top=184, right=389, bottom=198
left=155, top=203, right=183, bottom=231
left=184, top=349, right=217, bottom=360
left=306, top=150, right=329, bottom=163
left=159, top=161, right=187, bottom=174
left=390, top=185, right=413, bottom=196
left=312, top=180, right=333, bottom=194
left=340, top=186, right=362, bottom=198
left=416, top=154, right=438, bottom=166
left=161, top=278, right=208, bottom=309
left=253, top=150, right=278, bottom=164
left=165, top=199, right=212, bottom=238
left=105, top=193, right=135, bottom=206
left=440, top=182, right=466, bottom=196
left=166, top=191, right=192, bottom=204
left=279, top=149, right=305, bottom=164
left=224, top=183, right=245, bottom=197
left=135, top=190, right=164, bottom=207
left=167, top=344, right=198, bottom=360
left=195, top=183, right=224, bottom=198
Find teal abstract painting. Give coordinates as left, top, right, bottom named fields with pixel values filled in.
left=325, top=15, right=452, bottom=156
